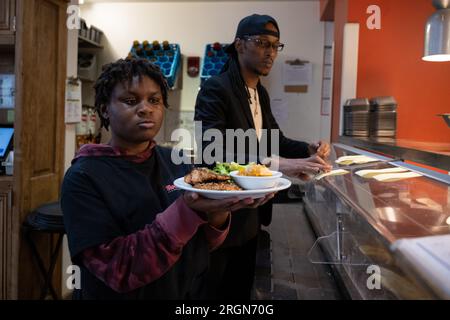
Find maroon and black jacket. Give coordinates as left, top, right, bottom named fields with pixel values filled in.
left=61, top=143, right=229, bottom=299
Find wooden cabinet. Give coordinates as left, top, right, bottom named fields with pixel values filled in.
left=0, top=178, right=13, bottom=300
left=0, top=0, right=68, bottom=299
left=0, top=0, right=16, bottom=45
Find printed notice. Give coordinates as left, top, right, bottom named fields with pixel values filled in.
left=324, top=47, right=334, bottom=65
left=65, top=79, right=82, bottom=123
left=283, top=62, right=312, bottom=86
left=322, top=79, right=332, bottom=99
left=324, top=65, right=333, bottom=78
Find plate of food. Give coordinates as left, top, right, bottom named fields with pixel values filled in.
left=174, top=162, right=291, bottom=199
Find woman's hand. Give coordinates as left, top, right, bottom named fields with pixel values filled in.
left=183, top=191, right=277, bottom=228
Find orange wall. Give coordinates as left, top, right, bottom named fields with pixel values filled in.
left=348, top=0, right=450, bottom=143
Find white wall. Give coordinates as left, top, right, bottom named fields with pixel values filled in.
left=65, top=21, right=78, bottom=173
left=80, top=0, right=326, bottom=144
left=340, top=23, right=359, bottom=136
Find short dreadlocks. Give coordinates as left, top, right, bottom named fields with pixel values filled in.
left=94, top=58, right=169, bottom=130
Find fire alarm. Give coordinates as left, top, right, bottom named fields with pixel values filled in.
left=187, top=56, right=200, bottom=77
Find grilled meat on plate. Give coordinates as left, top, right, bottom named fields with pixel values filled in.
left=193, top=182, right=242, bottom=191
left=184, top=168, right=230, bottom=185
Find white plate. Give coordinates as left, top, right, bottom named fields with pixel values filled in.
left=173, top=177, right=292, bottom=200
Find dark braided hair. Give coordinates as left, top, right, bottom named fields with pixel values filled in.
left=94, top=58, right=169, bottom=130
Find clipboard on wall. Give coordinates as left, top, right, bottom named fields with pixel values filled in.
left=283, top=59, right=312, bottom=93
left=65, top=76, right=82, bottom=124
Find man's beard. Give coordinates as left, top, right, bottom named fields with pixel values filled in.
left=252, top=66, right=269, bottom=77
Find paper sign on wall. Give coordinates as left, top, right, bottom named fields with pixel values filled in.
left=324, top=47, right=333, bottom=65
left=271, top=98, right=288, bottom=129
left=65, top=77, right=82, bottom=123
left=283, top=60, right=312, bottom=86
left=283, top=59, right=312, bottom=93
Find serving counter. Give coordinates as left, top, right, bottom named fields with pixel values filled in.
left=339, top=136, right=450, bottom=171
left=303, top=143, right=450, bottom=299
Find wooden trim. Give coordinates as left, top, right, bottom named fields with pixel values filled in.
left=0, top=0, right=16, bottom=45
left=8, top=0, right=23, bottom=299
left=320, top=0, right=335, bottom=21
left=10, top=0, right=15, bottom=33
left=11, top=0, right=68, bottom=299
left=330, top=0, right=348, bottom=142
left=0, top=36, right=14, bottom=45
left=0, top=181, right=13, bottom=300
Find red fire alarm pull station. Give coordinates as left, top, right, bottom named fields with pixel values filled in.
left=187, top=57, right=200, bottom=77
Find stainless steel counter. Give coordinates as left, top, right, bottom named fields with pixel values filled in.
left=339, top=136, right=450, bottom=171
left=303, top=143, right=450, bottom=299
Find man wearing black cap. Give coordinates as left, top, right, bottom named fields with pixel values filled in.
left=195, top=14, right=331, bottom=299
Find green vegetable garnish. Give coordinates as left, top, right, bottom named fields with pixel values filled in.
left=212, top=162, right=250, bottom=175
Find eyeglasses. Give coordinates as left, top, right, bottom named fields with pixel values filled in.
left=243, top=37, right=285, bottom=52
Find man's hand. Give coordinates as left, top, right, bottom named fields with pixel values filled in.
left=308, top=140, right=331, bottom=159
left=273, top=155, right=332, bottom=180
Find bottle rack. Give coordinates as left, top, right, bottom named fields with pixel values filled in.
left=200, top=42, right=229, bottom=85
left=128, top=41, right=181, bottom=88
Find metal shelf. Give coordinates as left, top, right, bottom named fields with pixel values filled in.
left=78, top=35, right=103, bottom=50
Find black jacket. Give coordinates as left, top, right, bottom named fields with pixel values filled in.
left=194, top=56, right=310, bottom=247
left=62, top=146, right=208, bottom=299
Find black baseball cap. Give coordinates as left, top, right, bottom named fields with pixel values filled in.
left=225, top=14, right=280, bottom=54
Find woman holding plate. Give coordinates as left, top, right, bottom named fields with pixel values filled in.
left=61, top=58, right=274, bottom=300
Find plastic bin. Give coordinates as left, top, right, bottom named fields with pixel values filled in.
left=200, top=43, right=229, bottom=86
left=128, top=41, right=181, bottom=88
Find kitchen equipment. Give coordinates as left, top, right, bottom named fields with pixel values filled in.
left=2, top=151, right=13, bottom=175
left=78, top=53, right=96, bottom=81
left=78, top=19, right=89, bottom=38
left=423, top=0, right=450, bottom=62
left=369, top=96, right=397, bottom=137
left=89, top=25, right=103, bottom=44
left=343, top=98, right=370, bottom=137
left=437, top=113, right=450, bottom=128
left=128, top=41, right=181, bottom=88
left=0, top=74, right=15, bottom=109
left=200, top=43, right=229, bottom=85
